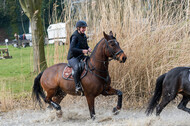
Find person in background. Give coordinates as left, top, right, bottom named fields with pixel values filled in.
left=14, top=33, right=18, bottom=40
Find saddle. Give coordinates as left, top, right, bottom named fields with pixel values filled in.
left=62, top=57, right=88, bottom=80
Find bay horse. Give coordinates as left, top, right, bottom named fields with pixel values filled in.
left=32, top=31, right=127, bottom=119
left=146, top=67, right=190, bottom=116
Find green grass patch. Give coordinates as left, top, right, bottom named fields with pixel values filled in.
left=0, top=45, right=34, bottom=93
left=0, top=44, right=66, bottom=94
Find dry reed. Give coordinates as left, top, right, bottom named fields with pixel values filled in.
left=62, top=0, right=190, bottom=108
left=1, top=0, right=190, bottom=111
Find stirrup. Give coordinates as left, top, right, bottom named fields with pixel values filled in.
left=75, top=86, right=82, bottom=93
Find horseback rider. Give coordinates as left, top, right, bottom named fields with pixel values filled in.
left=67, top=20, right=92, bottom=93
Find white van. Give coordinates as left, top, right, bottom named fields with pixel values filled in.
left=47, top=23, right=67, bottom=45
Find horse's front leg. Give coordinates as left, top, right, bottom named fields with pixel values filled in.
left=86, top=95, right=96, bottom=120
left=102, top=86, right=122, bottom=115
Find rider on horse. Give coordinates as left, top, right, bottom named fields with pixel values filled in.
left=67, top=20, right=92, bottom=93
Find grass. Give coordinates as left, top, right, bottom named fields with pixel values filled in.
left=0, top=44, right=68, bottom=111
left=0, top=46, right=32, bottom=77
left=0, top=45, right=33, bottom=93
left=0, top=44, right=66, bottom=94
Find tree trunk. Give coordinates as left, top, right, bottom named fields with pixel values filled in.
left=19, top=0, right=47, bottom=73
left=30, top=11, right=47, bottom=72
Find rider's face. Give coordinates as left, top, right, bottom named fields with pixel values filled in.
left=79, top=27, right=86, bottom=34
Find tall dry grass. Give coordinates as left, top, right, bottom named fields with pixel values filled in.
left=0, top=80, right=33, bottom=112
left=41, top=0, right=190, bottom=108
left=2, top=0, right=190, bottom=111
left=61, top=0, right=190, bottom=108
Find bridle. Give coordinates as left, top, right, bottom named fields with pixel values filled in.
left=88, top=38, right=124, bottom=82
left=90, top=38, right=124, bottom=62
left=104, top=39, right=124, bottom=61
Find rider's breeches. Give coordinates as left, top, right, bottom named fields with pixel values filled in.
left=68, top=57, right=81, bottom=84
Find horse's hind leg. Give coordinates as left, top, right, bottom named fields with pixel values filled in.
left=45, top=89, right=62, bottom=111
left=47, top=88, right=67, bottom=109
left=53, top=88, right=67, bottom=117
left=177, top=95, right=190, bottom=114
left=53, top=88, right=67, bottom=104
left=102, top=86, right=122, bottom=115
left=156, top=90, right=177, bottom=116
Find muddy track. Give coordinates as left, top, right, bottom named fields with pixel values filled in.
left=0, top=105, right=189, bottom=126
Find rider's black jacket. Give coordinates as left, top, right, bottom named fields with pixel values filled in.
left=67, top=30, right=89, bottom=60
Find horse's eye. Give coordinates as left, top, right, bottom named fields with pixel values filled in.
left=109, top=41, right=115, bottom=46
left=111, top=43, right=115, bottom=46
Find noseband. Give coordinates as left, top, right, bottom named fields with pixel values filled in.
left=104, top=39, right=124, bottom=61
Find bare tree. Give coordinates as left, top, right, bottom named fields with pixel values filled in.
left=19, top=0, right=47, bottom=73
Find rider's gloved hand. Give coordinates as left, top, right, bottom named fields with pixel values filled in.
left=82, top=49, right=88, bottom=54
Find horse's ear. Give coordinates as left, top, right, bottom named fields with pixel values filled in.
left=115, top=33, right=116, bottom=38
left=103, top=31, right=109, bottom=40
left=109, top=31, right=113, bottom=36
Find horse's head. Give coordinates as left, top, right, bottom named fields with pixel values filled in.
left=103, top=31, right=127, bottom=63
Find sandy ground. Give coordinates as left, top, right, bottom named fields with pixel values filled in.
left=0, top=104, right=190, bottom=126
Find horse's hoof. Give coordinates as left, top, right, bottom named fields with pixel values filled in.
left=56, top=110, right=63, bottom=118
left=47, top=105, right=53, bottom=110
left=112, top=107, right=120, bottom=115
left=91, top=114, right=96, bottom=120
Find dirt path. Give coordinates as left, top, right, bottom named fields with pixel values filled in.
left=0, top=105, right=189, bottom=126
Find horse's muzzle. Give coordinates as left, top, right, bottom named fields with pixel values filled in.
left=122, top=56, right=127, bottom=63
left=118, top=53, right=127, bottom=63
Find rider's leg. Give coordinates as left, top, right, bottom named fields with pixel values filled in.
left=73, top=65, right=82, bottom=92
left=68, top=57, right=82, bottom=92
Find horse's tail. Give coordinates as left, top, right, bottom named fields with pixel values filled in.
left=32, top=71, right=46, bottom=106
left=145, top=73, right=166, bottom=116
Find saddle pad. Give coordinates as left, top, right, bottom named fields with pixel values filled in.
left=63, top=66, right=73, bottom=79
left=62, top=66, right=87, bottom=80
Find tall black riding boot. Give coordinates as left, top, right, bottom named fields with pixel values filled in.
left=74, top=70, right=82, bottom=93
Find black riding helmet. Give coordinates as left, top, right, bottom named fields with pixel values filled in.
left=76, top=20, right=88, bottom=28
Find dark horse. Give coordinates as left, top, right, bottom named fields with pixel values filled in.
left=146, top=67, right=190, bottom=116
left=32, top=31, right=127, bottom=119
